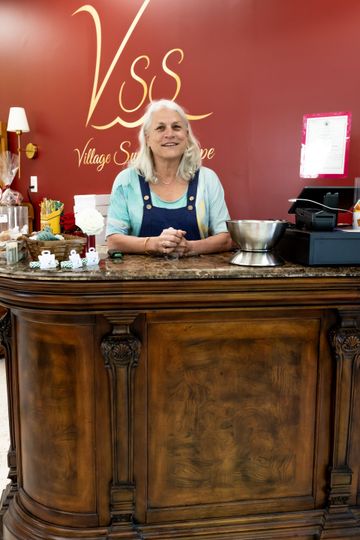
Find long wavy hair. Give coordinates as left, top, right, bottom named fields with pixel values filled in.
left=130, top=99, right=202, bottom=183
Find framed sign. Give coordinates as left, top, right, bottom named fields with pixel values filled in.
left=300, top=112, right=351, bottom=179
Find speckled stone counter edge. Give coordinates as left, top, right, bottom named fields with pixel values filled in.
left=0, top=252, right=359, bottom=281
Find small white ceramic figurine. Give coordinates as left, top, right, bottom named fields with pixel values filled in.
left=69, top=249, right=83, bottom=269
left=38, top=250, right=57, bottom=269
left=85, top=246, right=99, bottom=266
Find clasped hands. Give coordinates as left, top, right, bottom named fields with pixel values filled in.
left=156, top=227, right=190, bottom=257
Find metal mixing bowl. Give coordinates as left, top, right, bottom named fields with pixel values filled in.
left=226, top=219, right=288, bottom=252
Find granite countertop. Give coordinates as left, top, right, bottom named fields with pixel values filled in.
left=0, top=252, right=360, bottom=281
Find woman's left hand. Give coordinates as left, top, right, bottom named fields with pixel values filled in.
left=159, top=230, right=232, bottom=257
left=173, top=236, right=191, bottom=257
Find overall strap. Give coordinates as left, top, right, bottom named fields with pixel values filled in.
left=186, top=169, right=200, bottom=211
left=138, top=175, right=152, bottom=205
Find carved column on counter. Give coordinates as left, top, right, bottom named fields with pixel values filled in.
left=101, top=312, right=141, bottom=527
left=324, top=309, right=360, bottom=533
left=0, top=310, right=17, bottom=534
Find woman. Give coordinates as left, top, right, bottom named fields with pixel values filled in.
left=106, top=99, right=232, bottom=256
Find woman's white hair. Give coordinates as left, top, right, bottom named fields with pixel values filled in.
left=130, top=99, right=202, bottom=183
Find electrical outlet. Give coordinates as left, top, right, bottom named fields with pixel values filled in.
left=30, top=176, right=38, bottom=193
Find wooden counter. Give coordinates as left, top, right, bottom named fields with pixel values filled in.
left=0, top=253, right=359, bottom=539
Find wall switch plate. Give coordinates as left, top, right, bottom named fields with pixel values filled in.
left=30, top=176, right=38, bottom=192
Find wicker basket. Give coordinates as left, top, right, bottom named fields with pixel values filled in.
left=24, top=234, right=87, bottom=262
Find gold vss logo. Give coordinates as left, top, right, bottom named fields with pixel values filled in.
left=73, top=1, right=214, bottom=170
left=73, top=0, right=212, bottom=129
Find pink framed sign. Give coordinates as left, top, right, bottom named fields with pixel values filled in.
left=300, top=111, right=351, bottom=179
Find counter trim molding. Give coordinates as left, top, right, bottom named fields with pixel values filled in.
left=101, top=313, right=141, bottom=525
left=324, top=310, right=360, bottom=533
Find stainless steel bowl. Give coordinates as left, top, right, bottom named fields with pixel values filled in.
left=226, top=219, right=288, bottom=252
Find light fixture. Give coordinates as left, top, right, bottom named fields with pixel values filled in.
left=7, top=107, right=38, bottom=178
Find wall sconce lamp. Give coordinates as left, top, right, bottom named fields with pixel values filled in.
left=7, top=107, right=38, bottom=178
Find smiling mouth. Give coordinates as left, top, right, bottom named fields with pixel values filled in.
left=162, top=142, right=178, bottom=147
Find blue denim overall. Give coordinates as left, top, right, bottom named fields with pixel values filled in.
left=138, top=170, right=201, bottom=240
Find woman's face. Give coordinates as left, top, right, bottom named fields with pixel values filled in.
left=145, top=108, right=189, bottom=166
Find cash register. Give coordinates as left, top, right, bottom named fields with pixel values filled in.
left=278, top=186, right=360, bottom=265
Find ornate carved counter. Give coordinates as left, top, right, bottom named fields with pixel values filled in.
left=0, top=253, right=359, bottom=539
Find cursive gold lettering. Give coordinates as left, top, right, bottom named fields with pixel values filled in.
left=73, top=0, right=151, bottom=126
left=119, top=55, right=154, bottom=113
left=149, top=48, right=183, bottom=102
left=74, top=138, right=112, bottom=171
left=200, top=147, right=215, bottom=160
left=113, top=140, right=138, bottom=166
left=74, top=137, right=93, bottom=166
left=75, top=139, right=215, bottom=169
left=73, top=2, right=213, bottom=130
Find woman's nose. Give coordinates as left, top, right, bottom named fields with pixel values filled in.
left=164, top=126, right=175, bottom=137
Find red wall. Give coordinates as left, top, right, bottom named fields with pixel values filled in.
left=1, top=0, right=360, bottom=225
